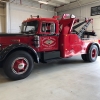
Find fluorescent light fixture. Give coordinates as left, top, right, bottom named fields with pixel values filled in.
left=38, top=0, right=48, bottom=4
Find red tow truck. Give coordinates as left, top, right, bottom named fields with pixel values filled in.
left=0, top=14, right=100, bottom=80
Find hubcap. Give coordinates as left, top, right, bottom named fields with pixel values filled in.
left=18, top=63, right=25, bottom=70
left=92, top=49, right=96, bottom=58
left=11, top=57, right=29, bottom=75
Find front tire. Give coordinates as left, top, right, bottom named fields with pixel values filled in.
left=3, top=51, right=34, bottom=80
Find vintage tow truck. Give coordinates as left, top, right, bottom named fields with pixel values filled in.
left=0, top=14, right=100, bottom=80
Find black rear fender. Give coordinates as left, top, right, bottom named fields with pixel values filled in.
left=87, top=43, right=100, bottom=56
left=0, top=44, right=39, bottom=63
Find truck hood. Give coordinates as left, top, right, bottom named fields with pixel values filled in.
left=0, top=33, right=34, bottom=49
left=0, top=33, right=27, bottom=36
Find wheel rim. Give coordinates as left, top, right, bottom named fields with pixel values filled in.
left=92, top=49, right=96, bottom=58
left=11, top=57, right=29, bottom=75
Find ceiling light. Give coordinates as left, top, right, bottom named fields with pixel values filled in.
left=38, top=0, right=48, bottom=4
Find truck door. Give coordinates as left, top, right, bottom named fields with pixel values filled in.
left=39, top=22, right=59, bottom=52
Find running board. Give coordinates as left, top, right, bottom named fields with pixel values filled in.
left=99, top=50, right=100, bottom=56
left=40, top=57, right=62, bottom=63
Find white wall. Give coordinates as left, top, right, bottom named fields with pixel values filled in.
left=58, top=2, right=100, bottom=39
left=0, top=3, right=6, bottom=33
left=7, top=1, right=55, bottom=33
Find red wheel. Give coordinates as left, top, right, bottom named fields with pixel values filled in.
left=11, top=57, right=29, bottom=75
left=3, top=51, right=34, bottom=80
left=87, top=45, right=98, bottom=62
left=91, top=49, right=96, bottom=58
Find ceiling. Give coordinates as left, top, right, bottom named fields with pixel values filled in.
left=32, top=0, right=100, bottom=12
left=0, top=0, right=100, bottom=7
left=32, top=0, right=100, bottom=7
left=0, top=0, right=100, bottom=12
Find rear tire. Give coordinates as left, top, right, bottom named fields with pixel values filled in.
left=3, top=51, right=34, bottom=80
left=81, top=54, right=88, bottom=62
left=87, top=45, right=98, bottom=62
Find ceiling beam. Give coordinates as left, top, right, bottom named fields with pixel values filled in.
left=53, top=0, right=70, bottom=4
left=47, top=1, right=60, bottom=6
left=0, top=0, right=9, bottom=2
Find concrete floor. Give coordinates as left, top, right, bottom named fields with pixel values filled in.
left=0, top=56, right=100, bottom=100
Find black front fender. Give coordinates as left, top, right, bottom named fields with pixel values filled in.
left=0, top=43, right=39, bottom=63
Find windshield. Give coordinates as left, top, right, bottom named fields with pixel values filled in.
left=21, top=20, right=38, bottom=34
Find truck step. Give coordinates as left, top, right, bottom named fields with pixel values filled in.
left=41, top=57, right=62, bottom=63
left=99, top=50, right=100, bottom=56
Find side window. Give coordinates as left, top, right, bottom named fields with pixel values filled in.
left=50, top=23, right=55, bottom=34
left=41, top=22, right=55, bottom=34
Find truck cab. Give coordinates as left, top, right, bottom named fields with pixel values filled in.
left=21, top=17, right=59, bottom=52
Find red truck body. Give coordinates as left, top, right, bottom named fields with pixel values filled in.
left=0, top=14, right=100, bottom=80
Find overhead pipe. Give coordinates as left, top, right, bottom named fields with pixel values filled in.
left=39, top=0, right=51, bottom=8
left=40, top=3, right=42, bottom=8
left=55, top=0, right=77, bottom=10
left=20, top=0, right=22, bottom=5
left=10, top=0, right=15, bottom=3
left=77, top=0, right=82, bottom=19
left=47, top=0, right=51, bottom=3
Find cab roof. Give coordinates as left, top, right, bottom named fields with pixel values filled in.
left=23, top=17, right=58, bottom=23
